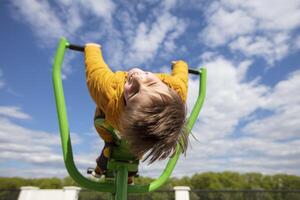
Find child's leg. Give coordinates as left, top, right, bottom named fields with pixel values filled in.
left=95, top=142, right=113, bottom=173
left=128, top=171, right=138, bottom=184
left=93, top=108, right=114, bottom=175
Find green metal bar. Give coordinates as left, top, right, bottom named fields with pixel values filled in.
left=128, top=68, right=207, bottom=193
left=52, top=37, right=115, bottom=193
left=110, top=194, right=115, bottom=200
left=148, top=68, right=207, bottom=192
left=186, top=68, right=207, bottom=132
left=53, top=37, right=207, bottom=194
left=115, top=166, right=128, bottom=200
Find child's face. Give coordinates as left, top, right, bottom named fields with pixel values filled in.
left=124, top=68, right=169, bottom=106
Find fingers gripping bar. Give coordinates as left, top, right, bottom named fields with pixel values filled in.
left=68, top=43, right=201, bottom=74
left=68, top=44, right=84, bottom=52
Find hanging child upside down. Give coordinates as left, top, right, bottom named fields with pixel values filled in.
left=84, top=43, right=189, bottom=184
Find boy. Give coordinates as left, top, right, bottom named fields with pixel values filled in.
left=85, top=43, right=188, bottom=183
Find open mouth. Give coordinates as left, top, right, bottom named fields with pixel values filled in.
left=128, top=72, right=139, bottom=83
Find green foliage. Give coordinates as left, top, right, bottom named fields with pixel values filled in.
left=133, top=176, right=154, bottom=185
left=1, top=172, right=300, bottom=200
left=0, top=190, right=20, bottom=200
left=0, top=176, right=76, bottom=190
left=191, top=172, right=223, bottom=189
left=78, top=190, right=110, bottom=200
left=34, top=177, right=62, bottom=189
left=1, top=172, right=300, bottom=190
left=62, top=176, right=79, bottom=187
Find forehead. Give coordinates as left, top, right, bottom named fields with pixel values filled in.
left=131, top=87, right=171, bottom=106
left=130, top=90, right=158, bottom=105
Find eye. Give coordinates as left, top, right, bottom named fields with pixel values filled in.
left=129, top=92, right=138, bottom=99
left=148, top=82, right=157, bottom=87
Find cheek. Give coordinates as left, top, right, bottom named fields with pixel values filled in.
left=152, top=73, right=161, bottom=80
left=124, top=83, right=130, bottom=98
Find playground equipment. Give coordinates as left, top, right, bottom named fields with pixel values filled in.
left=52, top=37, right=207, bottom=200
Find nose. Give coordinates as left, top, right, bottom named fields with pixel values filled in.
left=128, top=78, right=140, bottom=95
left=131, top=74, right=144, bottom=86
left=132, top=72, right=147, bottom=83
left=128, top=68, right=145, bottom=77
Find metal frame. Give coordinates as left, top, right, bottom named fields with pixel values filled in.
left=52, top=37, right=207, bottom=199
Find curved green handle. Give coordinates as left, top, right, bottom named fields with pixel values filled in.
left=52, top=37, right=206, bottom=193
left=52, top=38, right=115, bottom=192
left=144, top=67, right=207, bottom=192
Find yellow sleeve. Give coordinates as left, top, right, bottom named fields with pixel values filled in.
left=85, top=46, right=116, bottom=113
left=156, top=60, right=188, bottom=102
left=171, top=60, right=188, bottom=88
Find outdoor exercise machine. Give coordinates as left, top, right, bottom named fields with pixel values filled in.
left=52, top=37, right=207, bottom=200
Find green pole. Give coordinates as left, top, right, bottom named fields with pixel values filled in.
left=186, top=68, right=207, bottom=132
left=128, top=68, right=207, bottom=193
left=115, top=166, right=128, bottom=200
left=53, top=37, right=207, bottom=194
left=52, top=37, right=115, bottom=192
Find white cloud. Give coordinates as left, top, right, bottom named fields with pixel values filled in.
left=295, top=36, right=300, bottom=49
left=232, top=0, right=300, bottom=31
left=163, top=19, right=188, bottom=53
left=10, top=0, right=66, bottom=44
left=158, top=136, right=300, bottom=177
left=127, top=12, right=187, bottom=65
left=187, top=56, right=268, bottom=141
left=0, top=109, right=91, bottom=177
left=10, top=0, right=115, bottom=45
left=201, top=8, right=256, bottom=46
left=0, top=117, right=61, bottom=167
left=0, top=106, right=31, bottom=119
left=10, top=0, right=186, bottom=77
left=1, top=62, right=300, bottom=177
left=100, top=2, right=188, bottom=68
left=0, top=69, right=4, bottom=89
left=0, top=167, right=67, bottom=178
left=229, top=34, right=289, bottom=65
left=9, top=0, right=116, bottom=78
left=168, top=56, right=300, bottom=177
left=60, top=53, right=76, bottom=80
left=7, top=0, right=300, bottom=178
left=162, top=0, right=178, bottom=10
left=201, top=0, right=300, bottom=64
left=243, top=70, right=300, bottom=140
left=77, top=0, right=115, bottom=22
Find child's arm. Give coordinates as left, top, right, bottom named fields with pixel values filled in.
left=85, top=44, right=115, bottom=113
left=171, top=60, right=188, bottom=87
left=156, top=60, right=188, bottom=102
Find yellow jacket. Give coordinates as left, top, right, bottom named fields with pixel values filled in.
left=85, top=46, right=188, bottom=132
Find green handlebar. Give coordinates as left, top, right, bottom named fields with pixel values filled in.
left=52, top=37, right=207, bottom=193
left=52, top=38, right=115, bottom=192
left=146, top=68, right=206, bottom=192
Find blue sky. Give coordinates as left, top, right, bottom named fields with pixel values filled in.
left=0, top=0, right=300, bottom=178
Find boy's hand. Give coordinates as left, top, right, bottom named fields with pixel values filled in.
left=171, top=60, right=185, bottom=69
left=85, top=43, right=101, bottom=48
left=172, top=60, right=185, bottom=64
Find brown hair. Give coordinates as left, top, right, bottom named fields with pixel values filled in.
left=120, top=87, right=188, bottom=164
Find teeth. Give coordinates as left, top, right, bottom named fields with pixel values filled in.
left=132, top=72, right=138, bottom=77
left=129, top=72, right=138, bottom=82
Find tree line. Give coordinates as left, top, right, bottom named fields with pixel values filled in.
left=1, top=172, right=300, bottom=200
left=1, top=171, right=300, bottom=190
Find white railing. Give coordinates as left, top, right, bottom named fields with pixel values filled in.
left=18, top=186, right=81, bottom=200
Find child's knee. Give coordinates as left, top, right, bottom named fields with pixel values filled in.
left=95, top=126, right=113, bottom=142
left=103, top=147, right=111, bottom=157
